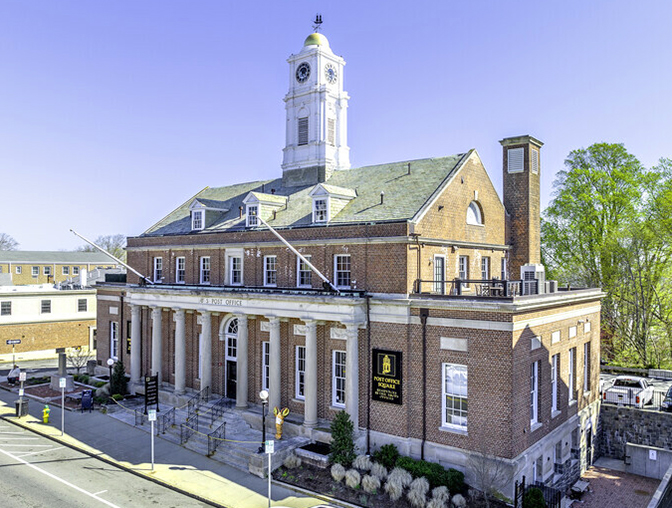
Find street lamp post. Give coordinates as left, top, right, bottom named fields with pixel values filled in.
left=258, top=389, right=269, bottom=453
left=107, top=358, right=114, bottom=387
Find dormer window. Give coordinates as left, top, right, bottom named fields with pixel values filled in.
left=246, top=205, right=259, bottom=227
left=192, top=210, right=204, bottom=230
left=466, top=201, right=483, bottom=225
left=242, top=192, right=287, bottom=228
left=313, top=198, right=328, bottom=223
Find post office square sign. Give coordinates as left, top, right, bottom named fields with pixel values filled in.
left=372, top=349, right=402, bottom=405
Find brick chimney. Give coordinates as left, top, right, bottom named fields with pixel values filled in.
left=500, top=135, right=543, bottom=279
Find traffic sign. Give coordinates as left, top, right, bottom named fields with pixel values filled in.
left=148, top=409, right=157, bottom=421
left=19, top=388, right=24, bottom=397
left=265, top=440, right=275, bottom=454
left=6, top=339, right=21, bottom=345
left=59, top=377, right=66, bottom=388
left=19, top=372, right=26, bottom=382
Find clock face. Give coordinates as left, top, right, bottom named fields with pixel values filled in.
left=296, top=62, right=310, bottom=83
left=325, top=64, right=337, bottom=84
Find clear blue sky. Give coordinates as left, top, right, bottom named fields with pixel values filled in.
left=2, top=1, right=670, bottom=251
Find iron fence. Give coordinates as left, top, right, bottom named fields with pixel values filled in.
left=134, top=408, right=146, bottom=426
left=514, top=476, right=561, bottom=508
left=208, top=420, right=226, bottom=456
left=180, top=413, right=199, bottom=444
left=210, top=397, right=234, bottom=427
left=158, top=406, right=176, bottom=434
left=413, top=278, right=523, bottom=297
left=602, top=389, right=671, bottom=412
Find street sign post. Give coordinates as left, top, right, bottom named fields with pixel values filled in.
left=148, top=409, right=157, bottom=470
left=265, top=440, right=274, bottom=508
left=19, top=372, right=26, bottom=382
left=6, top=339, right=21, bottom=345
left=60, top=377, right=66, bottom=436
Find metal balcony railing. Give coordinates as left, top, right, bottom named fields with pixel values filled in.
left=413, top=278, right=524, bottom=297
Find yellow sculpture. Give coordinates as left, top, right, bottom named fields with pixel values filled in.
left=274, top=406, right=290, bottom=439
left=382, top=354, right=391, bottom=374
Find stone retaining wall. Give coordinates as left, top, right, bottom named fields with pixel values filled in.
left=599, top=405, right=672, bottom=459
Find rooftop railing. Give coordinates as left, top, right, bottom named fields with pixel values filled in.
left=413, top=278, right=527, bottom=298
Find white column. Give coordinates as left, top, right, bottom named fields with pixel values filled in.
left=200, top=311, right=212, bottom=392
left=236, top=313, right=249, bottom=408
left=130, top=305, right=142, bottom=390
left=304, top=319, right=318, bottom=428
left=268, top=317, right=281, bottom=413
left=151, top=307, right=162, bottom=383
left=174, top=309, right=186, bottom=395
left=345, top=323, right=359, bottom=428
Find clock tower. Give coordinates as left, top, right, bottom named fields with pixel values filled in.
left=282, top=31, right=350, bottom=187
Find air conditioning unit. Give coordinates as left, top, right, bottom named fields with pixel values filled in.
left=545, top=280, right=558, bottom=293
left=521, top=264, right=545, bottom=295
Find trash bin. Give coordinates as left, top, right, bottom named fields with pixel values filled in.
left=15, top=399, right=28, bottom=417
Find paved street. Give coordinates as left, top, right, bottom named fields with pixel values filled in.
left=0, top=421, right=210, bottom=507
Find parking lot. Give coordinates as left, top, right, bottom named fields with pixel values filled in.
left=600, top=372, right=672, bottom=411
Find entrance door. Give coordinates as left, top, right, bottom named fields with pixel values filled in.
left=226, top=360, right=237, bottom=399
left=434, top=255, right=446, bottom=294
left=224, top=318, right=238, bottom=400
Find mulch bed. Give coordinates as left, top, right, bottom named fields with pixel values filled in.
left=0, top=381, right=89, bottom=410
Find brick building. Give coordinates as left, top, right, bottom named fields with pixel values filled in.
left=0, top=251, right=116, bottom=286
left=95, top=29, right=601, bottom=496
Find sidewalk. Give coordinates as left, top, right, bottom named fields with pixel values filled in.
left=0, top=387, right=327, bottom=508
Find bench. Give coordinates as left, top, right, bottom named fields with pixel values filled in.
left=570, top=479, right=590, bottom=499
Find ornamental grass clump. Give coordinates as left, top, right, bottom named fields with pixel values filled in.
left=431, top=486, right=450, bottom=503
left=451, top=493, right=467, bottom=508
left=407, top=487, right=427, bottom=508
left=410, top=477, right=430, bottom=496
left=362, top=474, right=381, bottom=494
left=388, top=466, right=413, bottom=488
left=353, top=454, right=373, bottom=471
left=331, top=463, right=346, bottom=482
left=345, top=468, right=361, bottom=489
left=283, top=453, right=302, bottom=469
left=370, top=462, right=388, bottom=481
left=427, top=498, right=447, bottom=508
left=384, top=476, right=404, bottom=501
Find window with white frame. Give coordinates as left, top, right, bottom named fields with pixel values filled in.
left=508, top=147, right=524, bottom=173
left=569, top=347, right=576, bottom=402
left=569, top=326, right=577, bottom=339
left=551, top=331, right=561, bottom=344
left=175, top=257, right=185, bottom=283
left=298, top=117, right=309, bottom=146
left=73, top=266, right=79, bottom=275
left=334, top=254, right=351, bottom=288
left=78, top=299, right=87, bottom=312
left=297, top=256, right=312, bottom=287
left=584, top=321, right=591, bottom=333
left=530, top=361, right=539, bottom=425
left=295, top=346, right=306, bottom=400
left=501, top=258, right=507, bottom=280
left=43, top=266, right=51, bottom=276
left=584, top=342, right=591, bottom=392
left=434, top=255, right=446, bottom=294
left=63, top=266, right=70, bottom=275
left=264, top=256, right=277, bottom=286
left=200, top=257, right=211, bottom=284
left=481, top=257, right=490, bottom=280
left=332, top=350, right=346, bottom=407
left=459, top=255, right=469, bottom=288
left=229, top=256, right=242, bottom=285
left=466, top=201, right=483, bottom=225
left=1, top=301, right=10, bottom=316
left=110, top=322, right=119, bottom=360
left=226, top=319, right=238, bottom=360
left=261, top=341, right=270, bottom=391
left=246, top=205, right=258, bottom=227
left=32, top=266, right=39, bottom=277
left=192, top=210, right=204, bottom=230
left=442, top=363, right=468, bottom=430
left=41, top=300, right=51, bottom=314
left=552, top=354, right=559, bottom=413
left=16, top=266, right=21, bottom=274
left=153, top=257, right=163, bottom=282
left=313, top=198, right=328, bottom=223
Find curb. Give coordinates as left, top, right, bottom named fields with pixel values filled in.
left=0, top=413, right=227, bottom=508
left=272, top=478, right=362, bottom=508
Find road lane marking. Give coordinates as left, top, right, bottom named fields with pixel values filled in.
left=0, top=448, right=122, bottom=508
left=0, top=444, right=52, bottom=447
left=94, top=490, right=108, bottom=496
left=15, top=446, right=65, bottom=458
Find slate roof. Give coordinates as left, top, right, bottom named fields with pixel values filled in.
left=143, top=153, right=469, bottom=237
left=0, top=251, right=116, bottom=264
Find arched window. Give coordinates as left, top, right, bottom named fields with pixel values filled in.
left=225, top=318, right=238, bottom=360
left=466, top=201, right=483, bottom=225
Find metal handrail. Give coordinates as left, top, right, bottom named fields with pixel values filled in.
left=413, top=278, right=523, bottom=297
left=180, top=413, right=199, bottom=444
left=208, top=420, right=226, bottom=456
left=158, top=406, right=176, bottom=434
left=134, top=408, right=146, bottom=426
left=210, top=397, right=234, bottom=427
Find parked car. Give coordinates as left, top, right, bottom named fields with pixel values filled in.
left=661, top=386, right=672, bottom=412
left=603, top=376, right=654, bottom=408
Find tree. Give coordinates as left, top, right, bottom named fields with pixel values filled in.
left=467, top=446, right=511, bottom=507
left=110, top=360, right=127, bottom=396
left=0, top=233, right=18, bottom=251
left=67, top=347, right=93, bottom=375
left=77, top=234, right=126, bottom=263
left=329, top=410, right=356, bottom=467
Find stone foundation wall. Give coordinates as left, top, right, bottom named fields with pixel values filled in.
left=599, top=405, right=672, bottom=459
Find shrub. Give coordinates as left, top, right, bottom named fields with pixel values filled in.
left=353, top=454, right=372, bottom=471
left=522, top=487, right=547, bottom=508
left=407, top=487, right=426, bottom=508
left=111, top=393, right=123, bottom=401
left=410, top=477, right=430, bottom=496
left=283, top=454, right=302, bottom=469
left=396, top=456, right=465, bottom=492
left=362, top=474, right=380, bottom=494
left=432, top=486, right=450, bottom=503
left=95, top=381, right=106, bottom=388
left=329, top=411, right=356, bottom=467
left=79, top=375, right=90, bottom=385
left=110, top=361, right=127, bottom=396
left=384, top=476, right=404, bottom=501
left=451, top=493, right=467, bottom=508
left=427, top=498, right=447, bottom=508
left=331, top=463, right=346, bottom=482
left=345, top=469, right=361, bottom=489
left=370, top=462, right=388, bottom=481
left=389, top=467, right=413, bottom=487
left=373, top=443, right=400, bottom=469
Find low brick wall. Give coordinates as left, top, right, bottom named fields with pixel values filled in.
left=599, top=405, right=672, bottom=459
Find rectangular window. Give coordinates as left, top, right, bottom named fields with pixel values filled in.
left=16, top=266, right=21, bottom=274
left=584, top=342, right=591, bottom=392
left=298, top=117, right=309, bottom=146
left=73, top=266, right=80, bottom=275
left=481, top=257, right=490, bottom=280
left=41, top=300, right=51, bottom=314
left=295, top=346, right=306, bottom=400
left=297, top=256, right=312, bottom=287
left=32, top=266, right=39, bottom=277
left=176, top=257, right=185, bottom=283
left=78, top=298, right=87, bottom=312
left=153, top=257, right=163, bottom=283
left=1, top=301, right=10, bottom=316
left=264, top=256, right=277, bottom=286
left=192, top=210, right=204, bottom=230
left=229, top=257, right=242, bottom=285
left=200, top=257, right=211, bottom=284
left=508, top=147, right=524, bottom=173
left=261, top=341, right=270, bottom=391
left=442, top=363, right=468, bottom=430
left=226, top=336, right=237, bottom=360
left=569, top=326, right=577, bottom=339
left=584, top=321, right=591, bottom=333
left=569, top=348, right=576, bottom=402
left=554, top=441, right=562, bottom=465
left=43, top=266, right=51, bottom=276
left=534, top=456, right=543, bottom=483
left=110, top=322, right=119, bottom=360
left=552, top=354, right=559, bottom=413
left=459, top=255, right=469, bottom=288
left=501, top=258, right=507, bottom=280
left=551, top=331, right=561, bottom=344
left=247, top=205, right=258, bottom=227
left=313, top=198, right=328, bottom=223
left=62, top=266, right=70, bottom=275
left=332, top=350, right=346, bottom=407
left=434, top=255, right=446, bottom=294
left=530, top=361, right=539, bottom=425
left=327, top=118, right=335, bottom=145
left=334, top=254, right=351, bottom=288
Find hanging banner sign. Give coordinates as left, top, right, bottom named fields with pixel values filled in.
left=372, top=349, right=403, bottom=405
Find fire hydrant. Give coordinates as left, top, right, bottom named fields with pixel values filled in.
left=43, top=405, right=50, bottom=424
